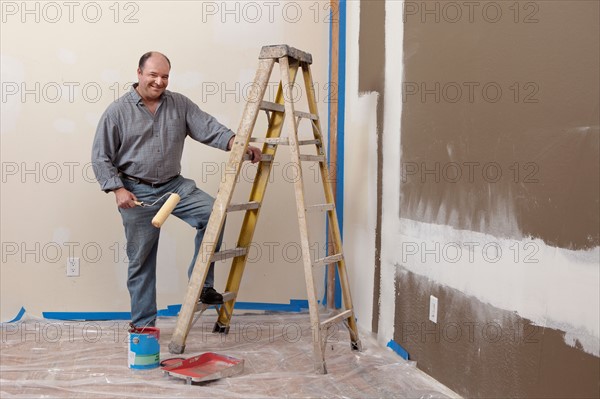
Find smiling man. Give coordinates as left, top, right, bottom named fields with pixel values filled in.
left=91, top=51, right=261, bottom=328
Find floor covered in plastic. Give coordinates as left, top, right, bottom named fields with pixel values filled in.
left=1, top=311, right=461, bottom=398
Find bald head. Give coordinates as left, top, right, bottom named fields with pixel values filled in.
left=138, top=51, right=171, bottom=71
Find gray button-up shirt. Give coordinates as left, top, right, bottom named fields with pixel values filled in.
left=91, top=84, right=235, bottom=192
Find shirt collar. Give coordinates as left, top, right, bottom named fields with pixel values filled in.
left=129, top=83, right=143, bottom=105
left=129, top=83, right=171, bottom=105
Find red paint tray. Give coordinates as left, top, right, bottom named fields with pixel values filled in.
left=161, top=352, right=244, bottom=384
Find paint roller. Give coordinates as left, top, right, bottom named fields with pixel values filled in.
left=151, top=193, right=181, bottom=227
left=134, top=192, right=181, bottom=228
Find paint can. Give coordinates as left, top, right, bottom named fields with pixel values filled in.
left=128, top=325, right=160, bottom=369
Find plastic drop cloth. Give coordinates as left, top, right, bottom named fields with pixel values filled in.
left=1, top=311, right=460, bottom=398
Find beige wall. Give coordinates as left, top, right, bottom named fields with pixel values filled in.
left=1, top=1, right=332, bottom=321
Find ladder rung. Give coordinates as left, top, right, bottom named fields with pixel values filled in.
left=196, top=291, right=236, bottom=307
left=299, top=154, right=325, bottom=162
left=260, top=101, right=317, bottom=121
left=306, top=203, right=335, bottom=213
left=251, top=137, right=289, bottom=145
left=227, top=201, right=260, bottom=212
left=320, top=309, right=353, bottom=329
left=221, top=291, right=236, bottom=302
left=250, top=138, right=320, bottom=146
left=298, top=139, right=321, bottom=146
left=212, top=247, right=247, bottom=262
left=295, top=110, right=318, bottom=121
left=195, top=291, right=237, bottom=312
left=313, top=253, right=343, bottom=268
left=260, top=101, right=285, bottom=113
left=243, top=153, right=274, bottom=162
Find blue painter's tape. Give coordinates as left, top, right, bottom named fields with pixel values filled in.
left=234, top=299, right=309, bottom=312
left=164, top=300, right=309, bottom=315
left=43, top=300, right=310, bottom=321
left=323, top=0, right=347, bottom=310
left=387, top=339, right=410, bottom=360
left=324, top=0, right=334, bottom=309
left=5, top=306, right=26, bottom=323
left=43, top=312, right=131, bottom=320
left=157, top=304, right=181, bottom=317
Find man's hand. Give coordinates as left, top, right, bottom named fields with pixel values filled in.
left=247, top=145, right=262, bottom=164
left=114, top=187, right=139, bottom=209
left=228, top=136, right=262, bottom=164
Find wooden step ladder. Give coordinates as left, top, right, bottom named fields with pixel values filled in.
left=168, top=44, right=361, bottom=374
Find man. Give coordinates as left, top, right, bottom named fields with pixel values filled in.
left=92, top=51, right=261, bottom=328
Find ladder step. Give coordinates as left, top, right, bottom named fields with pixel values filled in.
left=298, top=139, right=321, bottom=146
left=221, top=291, right=236, bottom=302
left=251, top=137, right=289, bottom=145
left=260, top=101, right=285, bottom=113
left=299, top=154, right=325, bottom=162
left=196, top=291, right=237, bottom=310
left=313, top=253, right=343, bottom=268
left=294, top=110, right=318, bottom=121
left=260, top=101, right=317, bottom=121
left=227, top=201, right=260, bottom=212
left=306, top=203, right=335, bottom=213
left=251, top=138, right=321, bottom=146
left=243, top=153, right=274, bottom=162
left=320, top=309, right=353, bottom=330
left=213, top=247, right=248, bottom=262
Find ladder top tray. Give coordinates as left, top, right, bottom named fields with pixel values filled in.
left=259, top=44, right=313, bottom=64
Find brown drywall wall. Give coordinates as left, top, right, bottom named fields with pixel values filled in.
left=394, top=268, right=600, bottom=398
left=400, top=1, right=599, bottom=250
left=394, top=0, right=600, bottom=397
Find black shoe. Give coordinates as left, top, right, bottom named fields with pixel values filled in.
left=200, top=287, right=224, bottom=305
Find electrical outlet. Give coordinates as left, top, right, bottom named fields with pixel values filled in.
left=67, top=257, right=80, bottom=277
left=429, top=295, right=438, bottom=323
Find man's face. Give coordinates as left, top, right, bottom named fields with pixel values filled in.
left=136, top=55, right=170, bottom=101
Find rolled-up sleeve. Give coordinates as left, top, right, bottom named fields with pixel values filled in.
left=91, top=111, right=123, bottom=192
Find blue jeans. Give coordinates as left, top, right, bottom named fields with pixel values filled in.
left=119, top=175, right=223, bottom=327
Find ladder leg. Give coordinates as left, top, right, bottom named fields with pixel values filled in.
left=301, top=63, right=362, bottom=352
left=168, top=58, right=275, bottom=354
left=280, top=56, right=327, bottom=374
